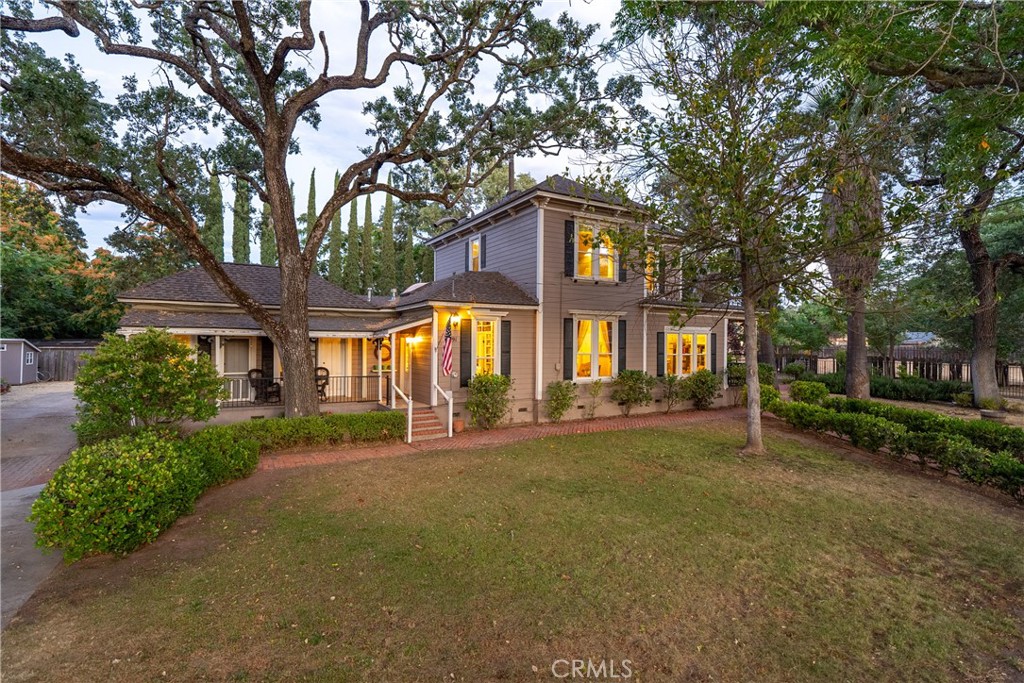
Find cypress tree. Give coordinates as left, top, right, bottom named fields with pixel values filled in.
left=360, top=194, right=374, bottom=293
left=202, top=171, right=224, bottom=261
left=378, top=181, right=396, bottom=294
left=326, top=171, right=344, bottom=285
left=259, top=201, right=277, bottom=266
left=231, top=177, right=251, bottom=263
left=342, top=201, right=360, bottom=292
left=400, top=221, right=416, bottom=287
left=301, top=168, right=316, bottom=246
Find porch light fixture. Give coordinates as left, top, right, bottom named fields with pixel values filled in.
left=409, top=336, right=425, bottom=345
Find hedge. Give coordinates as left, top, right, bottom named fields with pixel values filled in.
left=790, top=380, right=829, bottom=405
left=815, top=373, right=971, bottom=403
left=31, top=411, right=407, bottom=562
left=771, top=400, right=1024, bottom=501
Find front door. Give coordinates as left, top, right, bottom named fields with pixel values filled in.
left=398, top=335, right=414, bottom=400
left=223, top=338, right=251, bottom=401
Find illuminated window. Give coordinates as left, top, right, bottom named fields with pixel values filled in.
left=665, top=331, right=709, bottom=376
left=473, top=319, right=497, bottom=376
left=575, top=317, right=616, bottom=380
left=645, top=252, right=656, bottom=294
left=470, top=236, right=481, bottom=272
left=574, top=221, right=618, bottom=281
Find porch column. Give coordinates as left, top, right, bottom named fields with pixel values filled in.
left=377, top=340, right=383, bottom=404
left=641, top=308, right=648, bottom=375
left=430, top=310, right=439, bottom=407
left=390, top=332, right=396, bottom=409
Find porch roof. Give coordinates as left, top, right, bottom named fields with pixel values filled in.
left=394, top=271, right=538, bottom=310
left=118, top=263, right=377, bottom=310
left=119, top=309, right=399, bottom=335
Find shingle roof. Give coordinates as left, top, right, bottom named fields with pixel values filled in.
left=119, top=263, right=375, bottom=310
left=426, top=174, right=634, bottom=245
left=396, top=272, right=537, bottom=308
left=119, top=309, right=398, bottom=334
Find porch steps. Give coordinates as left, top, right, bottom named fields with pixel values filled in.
left=411, top=406, right=448, bottom=441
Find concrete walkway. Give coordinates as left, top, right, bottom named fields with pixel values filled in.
left=261, top=406, right=746, bottom=471
left=1, top=382, right=77, bottom=629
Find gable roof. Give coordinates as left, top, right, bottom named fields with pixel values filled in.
left=118, top=263, right=376, bottom=310
left=396, top=272, right=537, bottom=309
left=118, top=309, right=398, bottom=334
left=426, top=174, right=634, bottom=246
left=0, top=338, right=41, bottom=352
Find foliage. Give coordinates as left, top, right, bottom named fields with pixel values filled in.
left=783, top=362, right=808, bottom=380
left=378, top=176, right=397, bottom=294
left=758, top=363, right=776, bottom=387
left=726, top=362, right=747, bottom=388
left=953, top=392, right=974, bottom=408
left=679, top=369, right=722, bottom=410
left=73, top=329, right=225, bottom=443
left=201, top=172, right=224, bottom=261
left=179, top=426, right=259, bottom=488
left=343, top=202, right=361, bottom=293
left=325, top=172, right=344, bottom=285
left=774, top=303, right=840, bottom=352
left=610, top=369, right=656, bottom=416
left=0, top=377, right=9, bottom=394
left=231, top=176, right=251, bottom=263
left=221, top=411, right=404, bottom=451
left=789, top=381, right=829, bottom=406
left=0, top=178, right=120, bottom=338
left=815, top=372, right=971, bottom=404
left=659, top=374, right=688, bottom=412
left=545, top=380, right=578, bottom=423
left=360, top=195, right=375, bottom=293
left=584, top=379, right=605, bottom=419
left=466, top=374, right=513, bottom=429
left=742, top=383, right=781, bottom=412
left=259, top=201, right=277, bottom=266
left=978, top=397, right=1008, bottom=411
left=29, top=430, right=206, bottom=563
left=345, top=412, right=407, bottom=443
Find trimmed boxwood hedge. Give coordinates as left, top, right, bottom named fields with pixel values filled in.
left=31, top=410, right=407, bottom=562
left=814, top=373, right=972, bottom=403
left=771, top=399, right=1024, bottom=501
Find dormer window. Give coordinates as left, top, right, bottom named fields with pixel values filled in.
left=470, top=236, right=481, bottom=272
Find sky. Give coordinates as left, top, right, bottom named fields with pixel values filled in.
left=27, top=0, right=623, bottom=257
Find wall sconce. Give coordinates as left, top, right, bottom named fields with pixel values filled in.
left=450, top=313, right=460, bottom=328
left=409, top=336, right=424, bottom=345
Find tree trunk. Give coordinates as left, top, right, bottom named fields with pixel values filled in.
left=845, top=288, right=870, bottom=399
left=742, top=289, right=764, bottom=454
left=959, top=188, right=1001, bottom=406
left=277, top=248, right=320, bottom=417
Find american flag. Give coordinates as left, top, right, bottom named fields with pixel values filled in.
left=441, top=315, right=454, bottom=376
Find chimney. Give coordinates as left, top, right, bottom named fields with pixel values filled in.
left=508, top=156, right=515, bottom=195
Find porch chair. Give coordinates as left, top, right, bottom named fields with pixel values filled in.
left=248, top=368, right=281, bottom=404
left=315, top=366, right=330, bottom=402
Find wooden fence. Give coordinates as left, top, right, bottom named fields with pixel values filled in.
left=35, top=342, right=99, bottom=382
left=774, top=345, right=1024, bottom=399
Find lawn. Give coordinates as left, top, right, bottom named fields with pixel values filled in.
left=3, top=421, right=1023, bottom=682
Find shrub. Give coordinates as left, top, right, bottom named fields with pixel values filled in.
left=784, top=362, right=807, bottom=380
left=740, top=383, right=781, bottom=411
left=790, top=381, right=829, bottom=405
left=817, top=372, right=846, bottom=394
left=759, top=363, right=776, bottom=387
left=74, top=329, right=225, bottom=444
left=680, top=369, right=722, bottom=410
left=30, top=430, right=206, bottom=562
left=726, top=363, right=746, bottom=388
left=228, top=414, right=343, bottom=451
left=182, top=426, right=259, bottom=487
left=345, top=411, right=406, bottom=442
left=584, top=380, right=604, bottom=419
left=466, top=374, right=513, bottom=429
left=611, top=370, right=655, bottom=416
left=953, top=392, right=974, bottom=408
left=660, top=374, right=688, bottom=412
left=979, top=397, right=1008, bottom=411
left=545, top=380, right=577, bottom=423
left=0, top=377, right=10, bottom=394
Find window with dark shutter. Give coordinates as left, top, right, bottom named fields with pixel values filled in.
left=563, top=318, right=573, bottom=380
left=710, top=332, right=718, bottom=374
left=656, top=332, right=665, bottom=377
left=464, top=241, right=470, bottom=272
left=500, top=320, right=511, bottom=377
left=618, top=319, right=627, bottom=372
left=459, top=331, right=471, bottom=387
left=564, top=220, right=575, bottom=277
left=481, top=234, right=487, bottom=269
left=618, top=252, right=627, bottom=283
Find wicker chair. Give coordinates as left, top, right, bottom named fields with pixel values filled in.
left=247, top=368, right=281, bottom=404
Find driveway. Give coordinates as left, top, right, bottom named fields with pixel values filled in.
left=1, top=381, right=77, bottom=629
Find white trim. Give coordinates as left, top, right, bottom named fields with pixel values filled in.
left=469, top=235, right=482, bottom=272
left=430, top=310, right=439, bottom=407
left=466, top=308, right=510, bottom=318
left=535, top=201, right=545, bottom=401
left=378, top=317, right=432, bottom=335
left=117, top=326, right=376, bottom=339
left=25, top=350, right=35, bottom=366
left=642, top=307, right=648, bottom=374
left=571, top=219, right=620, bottom=283
left=663, top=326, right=713, bottom=377
left=571, top=315, right=619, bottom=383
left=567, top=309, right=627, bottom=318
left=117, top=299, right=375, bottom=315
left=394, top=300, right=536, bottom=313
left=469, top=316, right=501, bottom=378
left=0, top=339, right=41, bottom=352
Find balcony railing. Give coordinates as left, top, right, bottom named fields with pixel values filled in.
left=220, top=374, right=390, bottom=409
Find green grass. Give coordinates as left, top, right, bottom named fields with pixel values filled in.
left=4, top=422, right=1023, bottom=682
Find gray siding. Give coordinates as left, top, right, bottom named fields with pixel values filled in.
left=432, top=207, right=539, bottom=297
left=0, top=341, right=37, bottom=386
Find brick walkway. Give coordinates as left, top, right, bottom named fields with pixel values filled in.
left=259, top=407, right=746, bottom=471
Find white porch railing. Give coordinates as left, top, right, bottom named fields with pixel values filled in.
left=433, top=382, right=453, bottom=438
left=393, top=384, right=413, bottom=444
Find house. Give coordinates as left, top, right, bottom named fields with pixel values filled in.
left=116, top=175, right=741, bottom=436
left=0, top=339, right=41, bottom=386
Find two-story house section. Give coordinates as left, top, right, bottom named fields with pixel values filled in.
left=116, top=175, right=741, bottom=437
left=426, top=175, right=741, bottom=421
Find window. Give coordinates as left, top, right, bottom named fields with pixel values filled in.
left=575, top=221, right=618, bottom=281
left=473, top=319, right=497, bottom=376
left=665, top=331, right=708, bottom=376
left=645, top=252, right=656, bottom=295
left=469, top=236, right=481, bottom=272
left=575, top=317, right=615, bottom=380
left=25, top=351, right=35, bottom=365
